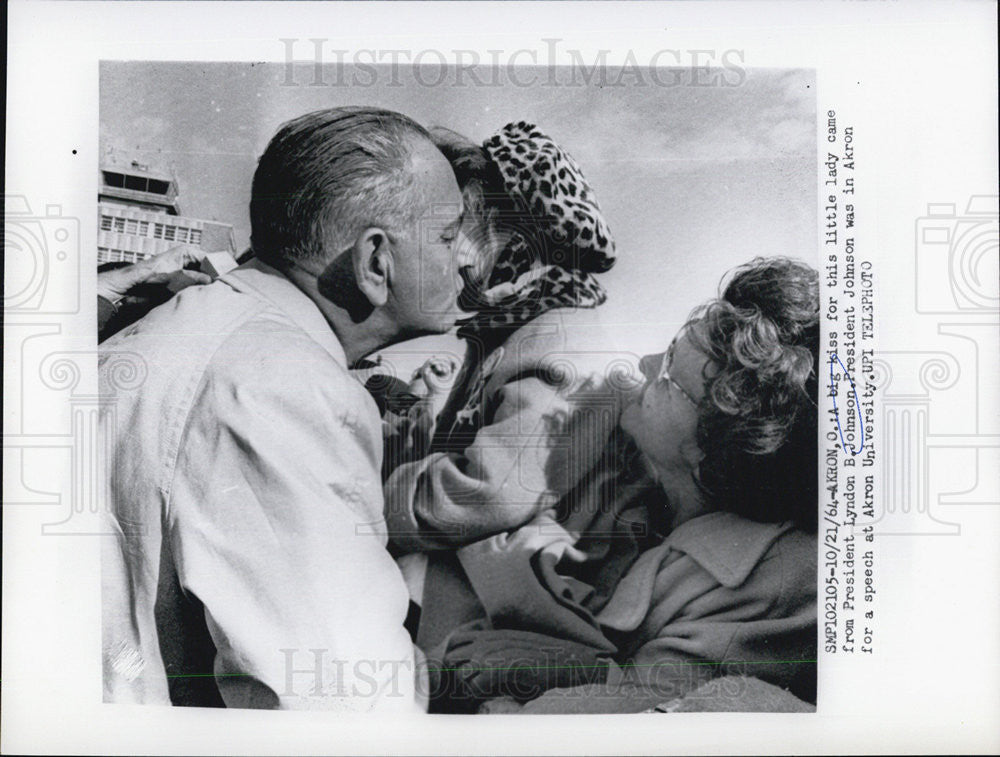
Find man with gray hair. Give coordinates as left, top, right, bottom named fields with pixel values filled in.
left=100, top=107, right=465, bottom=711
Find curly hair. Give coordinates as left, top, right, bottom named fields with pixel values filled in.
left=685, top=256, right=820, bottom=531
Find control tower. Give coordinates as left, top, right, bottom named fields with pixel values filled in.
left=97, top=157, right=237, bottom=264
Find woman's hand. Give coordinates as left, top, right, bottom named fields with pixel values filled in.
left=500, top=509, right=588, bottom=564
left=459, top=509, right=588, bottom=568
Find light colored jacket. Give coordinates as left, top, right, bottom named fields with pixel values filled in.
left=457, top=510, right=818, bottom=712
left=100, top=259, right=419, bottom=711
left=384, top=307, right=640, bottom=551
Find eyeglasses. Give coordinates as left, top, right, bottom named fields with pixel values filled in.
left=657, top=345, right=699, bottom=408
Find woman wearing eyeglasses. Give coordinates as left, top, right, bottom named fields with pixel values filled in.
left=435, top=256, right=820, bottom=713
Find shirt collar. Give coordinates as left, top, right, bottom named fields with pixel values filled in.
left=666, top=511, right=794, bottom=589
left=220, top=258, right=348, bottom=368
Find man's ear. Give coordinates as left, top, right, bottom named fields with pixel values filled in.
left=351, top=227, right=392, bottom=308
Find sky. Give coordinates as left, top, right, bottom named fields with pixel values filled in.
left=101, top=62, right=816, bottom=372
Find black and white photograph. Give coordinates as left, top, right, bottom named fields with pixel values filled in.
left=4, top=1, right=998, bottom=754
left=97, top=60, right=819, bottom=714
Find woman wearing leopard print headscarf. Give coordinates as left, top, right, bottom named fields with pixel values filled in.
left=384, top=123, right=665, bottom=660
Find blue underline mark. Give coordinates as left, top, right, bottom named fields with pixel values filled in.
left=829, top=352, right=865, bottom=455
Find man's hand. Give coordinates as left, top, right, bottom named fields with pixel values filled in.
left=407, top=356, right=459, bottom=396
left=98, top=245, right=211, bottom=302
left=406, top=356, right=459, bottom=420
left=140, top=244, right=208, bottom=282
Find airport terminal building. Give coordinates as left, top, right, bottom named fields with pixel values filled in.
left=97, top=158, right=237, bottom=265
